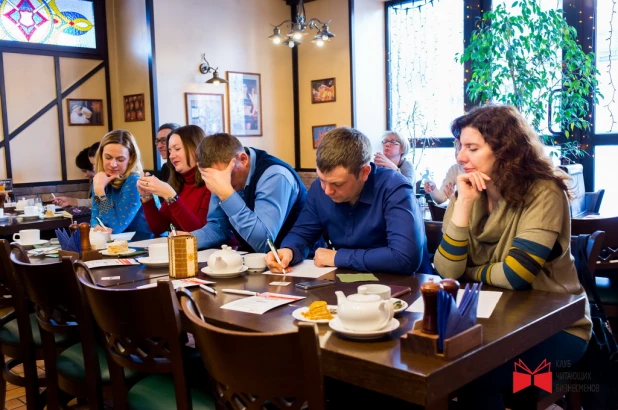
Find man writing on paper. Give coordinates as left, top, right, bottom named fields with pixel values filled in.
left=265, top=127, right=426, bottom=275
left=175, top=133, right=306, bottom=253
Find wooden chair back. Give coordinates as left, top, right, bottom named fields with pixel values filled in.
left=428, top=201, right=446, bottom=222
left=178, top=289, right=325, bottom=410
left=585, top=189, right=605, bottom=214
left=572, top=216, right=618, bottom=272
left=424, top=221, right=443, bottom=256
left=74, top=264, right=191, bottom=410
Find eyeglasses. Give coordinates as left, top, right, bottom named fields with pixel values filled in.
left=154, top=138, right=167, bottom=145
left=381, top=140, right=401, bottom=146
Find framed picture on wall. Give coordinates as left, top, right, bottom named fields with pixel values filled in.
left=123, top=94, right=145, bottom=122
left=227, top=71, right=262, bottom=136
left=312, top=124, right=336, bottom=148
left=66, top=99, right=103, bottom=126
left=185, top=92, right=225, bottom=134
left=311, top=78, right=336, bottom=103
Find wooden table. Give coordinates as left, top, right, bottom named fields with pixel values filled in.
left=0, top=212, right=91, bottom=239
left=84, top=263, right=586, bottom=409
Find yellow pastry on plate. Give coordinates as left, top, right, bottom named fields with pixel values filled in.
left=107, top=240, right=129, bottom=255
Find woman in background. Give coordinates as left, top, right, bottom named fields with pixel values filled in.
left=138, top=125, right=211, bottom=235
left=423, top=140, right=464, bottom=204
left=53, top=142, right=100, bottom=207
left=434, top=105, right=590, bottom=409
left=91, top=130, right=154, bottom=241
left=373, top=131, right=415, bottom=189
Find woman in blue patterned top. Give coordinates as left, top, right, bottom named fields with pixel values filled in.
left=91, top=130, right=154, bottom=241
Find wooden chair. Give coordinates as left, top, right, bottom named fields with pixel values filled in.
left=0, top=240, right=47, bottom=410
left=584, top=189, right=605, bottom=214
left=178, top=288, right=325, bottom=410
left=571, top=216, right=618, bottom=274
left=74, top=263, right=213, bottom=410
left=424, top=221, right=443, bottom=257
left=428, top=201, right=446, bottom=222
left=9, top=254, right=110, bottom=409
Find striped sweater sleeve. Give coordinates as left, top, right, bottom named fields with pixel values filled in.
left=434, top=221, right=558, bottom=290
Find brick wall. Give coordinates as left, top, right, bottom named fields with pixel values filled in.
left=297, top=171, right=317, bottom=191
left=13, top=182, right=91, bottom=203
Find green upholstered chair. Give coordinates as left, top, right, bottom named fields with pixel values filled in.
left=74, top=264, right=214, bottom=410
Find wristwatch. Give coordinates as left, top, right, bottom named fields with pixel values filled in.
left=166, top=194, right=178, bottom=205
left=94, top=194, right=107, bottom=204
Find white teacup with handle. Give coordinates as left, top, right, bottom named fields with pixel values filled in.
left=244, top=253, right=267, bottom=272
left=149, top=243, right=169, bottom=261
left=13, top=229, right=40, bottom=245
left=23, top=206, right=38, bottom=216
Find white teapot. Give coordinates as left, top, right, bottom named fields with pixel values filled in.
left=207, top=245, right=244, bottom=273
left=335, top=290, right=394, bottom=332
left=15, top=198, right=29, bottom=211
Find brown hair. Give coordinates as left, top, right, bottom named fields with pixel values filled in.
left=316, top=127, right=371, bottom=177
left=195, top=133, right=244, bottom=168
left=451, top=104, right=571, bottom=205
left=95, top=130, right=143, bottom=189
left=167, top=125, right=206, bottom=192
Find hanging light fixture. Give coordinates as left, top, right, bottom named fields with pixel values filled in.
left=268, top=0, right=335, bottom=47
left=199, top=54, right=228, bottom=85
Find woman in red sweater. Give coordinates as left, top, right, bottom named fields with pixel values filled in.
left=137, top=125, right=211, bottom=235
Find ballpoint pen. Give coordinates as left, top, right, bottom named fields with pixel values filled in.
left=200, top=284, right=217, bottom=295
left=96, top=217, right=108, bottom=230
left=221, top=289, right=259, bottom=296
left=266, top=238, right=286, bottom=274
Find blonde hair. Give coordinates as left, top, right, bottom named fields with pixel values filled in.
left=95, top=130, right=143, bottom=189
left=382, top=131, right=410, bottom=158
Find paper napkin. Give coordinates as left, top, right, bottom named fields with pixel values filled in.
left=336, top=273, right=379, bottom=283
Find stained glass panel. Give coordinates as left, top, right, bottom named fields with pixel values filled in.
left=0, top=0, right=96, bottom=49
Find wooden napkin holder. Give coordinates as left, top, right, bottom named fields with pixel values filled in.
left=58, top=249, right=102, bottom=262
left=400, top=319, right=482, bottom=360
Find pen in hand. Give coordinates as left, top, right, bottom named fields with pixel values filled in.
left=266, top=238, right=286, bottom=274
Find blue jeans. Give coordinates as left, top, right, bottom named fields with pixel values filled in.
left=456, top=331, right=588, bottom=410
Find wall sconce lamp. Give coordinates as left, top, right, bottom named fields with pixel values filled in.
left=199, top=54, right=227, bottom=85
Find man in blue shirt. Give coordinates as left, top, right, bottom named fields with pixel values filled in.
left=186, top=133, right=306, bottom=253
left=266, top=127, right=425, bottom=275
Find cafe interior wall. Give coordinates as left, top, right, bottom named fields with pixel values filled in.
left=106, top=0, right=155, bottom=170
left=151, top=0, right=295, bottom=166
left=299, top=0, right=352, bottom=169
left=0, top=52, right=108, bottom=183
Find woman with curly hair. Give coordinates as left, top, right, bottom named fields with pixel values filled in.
left=434, top=105, right=590, bottom=409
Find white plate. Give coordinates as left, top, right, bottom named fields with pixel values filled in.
left=14, top=239, right=49, bottom=247
left=100, top=248, right=138, bottom=256
left=201, top=265, right=248, bottom=278
left=391, top=298, right=408, bottom=314
left=328, top=317, right=400, bottom=340
left=136, top=257, right=169, bottom=267
left=112, top=232, right=136, bottom=242
left=292, top=306, right=337, bottom=323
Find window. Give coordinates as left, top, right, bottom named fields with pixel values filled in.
left=0, top=0, right=96, bottom=49
left=387, top=1, right=463, bottom=140
left=594, top=146, right=618, bottom=214
left=594, top=0, right=618, bottom=135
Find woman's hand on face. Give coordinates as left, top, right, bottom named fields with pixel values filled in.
left=93, top=172, right=119, bottom=196
left=137, top=175, right=176, bottom=199
left=373, top=152, right=398, bottom=171
left=456, top=172, right=491, bottom=202
left=424, top=181, right=436, bottom=193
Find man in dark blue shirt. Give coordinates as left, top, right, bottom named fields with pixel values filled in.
left=266, top=127, right=425, bottom=275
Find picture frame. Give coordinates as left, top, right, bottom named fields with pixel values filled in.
left=227, top=71, right=262, bottom=136
left=312, top=124, right=336, bottom=148
left=311, top=78, right=336, bottom=104
left=66, top=99, right=103, bottom=126
left=185, top=92, right=225, bottom=134
left=123, top=94, right=145, bottom=122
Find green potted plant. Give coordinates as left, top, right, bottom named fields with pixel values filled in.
left=458, top=0, right=601, bottom=160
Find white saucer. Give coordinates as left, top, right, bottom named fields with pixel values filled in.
left=292, top=306, right=337, bottom=323
left=20, top=214, right=42, bottom=220
left=328, top=317, right=400, bottom=340
left=136, top=257, right=169, bottom=267
left=391, top=298, right=408, bottom=314
left=201, top=265, right=248, bottom=278
left=14, top=239, right=49, bottom=247
left=100, top=248, right=138, bottom=256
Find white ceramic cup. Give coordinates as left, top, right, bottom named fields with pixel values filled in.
left=149, top=243, right=169, bottom=261
left=0, top=209, right=4, bottom=217
left=244, top=253, right=267, bottom=271
left=23, top=205, right=38, bottom=216
left=13, top=229, right=40, bottom=245
left=358, top=284, right=391, bottom=300
left=89, top=230, right=108, bottom=250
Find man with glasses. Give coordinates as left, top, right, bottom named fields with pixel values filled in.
left=266, top=127, right=426, bottom=275
left=153, top=123, right=181, bottom=182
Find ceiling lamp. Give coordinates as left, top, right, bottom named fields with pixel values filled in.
left=268, top=0, right=335, bottom=47
left=199, top=54, right=227, bottom=85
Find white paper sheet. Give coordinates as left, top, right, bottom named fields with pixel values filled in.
left=406, top=289, right=503, bottom=319
left=220, top=292, right=306, bottom=314
left=264, top=260, right=336, bottom=279
left=84, top=259, right=139, bottom=269
left=128, top=237, right=168, bottom=248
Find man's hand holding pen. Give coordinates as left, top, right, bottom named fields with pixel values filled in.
left=265, top=248, right=294, bottom=273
